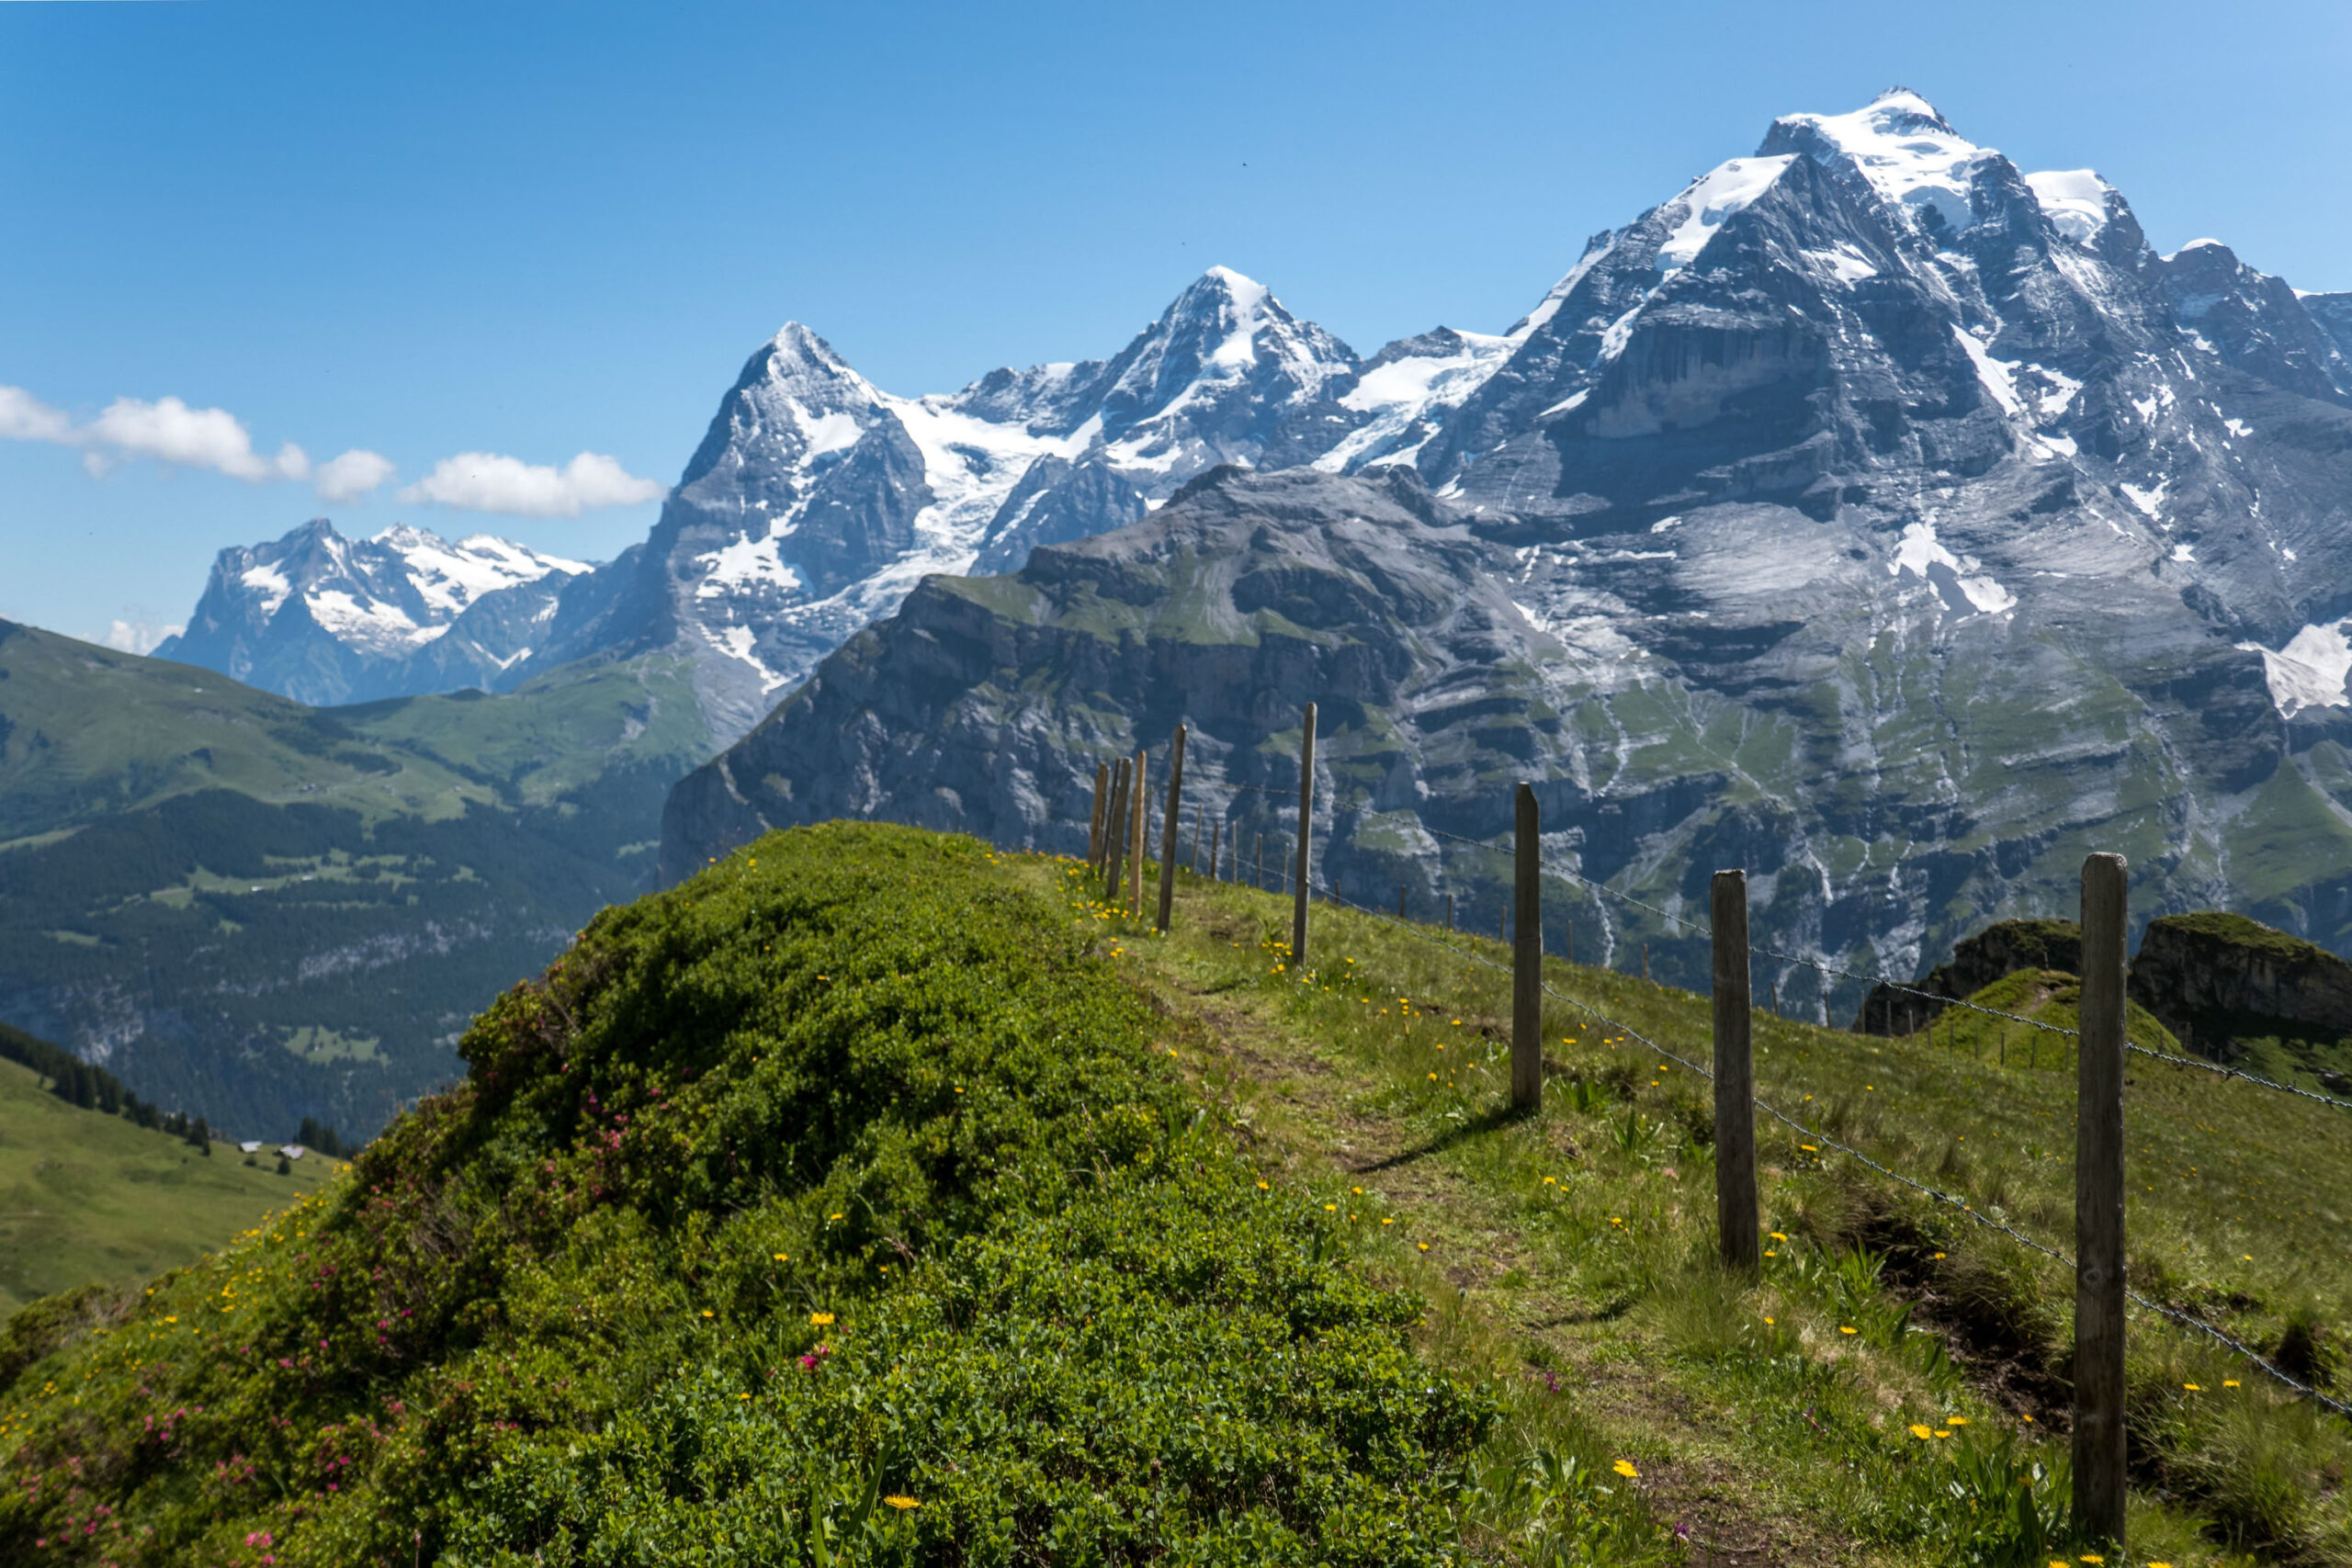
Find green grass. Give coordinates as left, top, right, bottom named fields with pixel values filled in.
left=1040, top=854, right=2352, bottom=1564
left=0, top=1057, right=340, bottom=1320
left=3, top=825, right=1665, bottom=1567
left=8, top=826, right=2349, bottom=1564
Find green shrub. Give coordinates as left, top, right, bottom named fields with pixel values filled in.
left=0, top=825, right=1494, bottom=1565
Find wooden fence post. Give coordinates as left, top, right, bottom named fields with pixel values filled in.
left=1129, top=750, right=1148, bottom=918
left=1189, top=803, right=1204, bottom=874
left=1711, top=870, right=1759, bottom=1279
left=1208, top=818, right=1220, bottom=882
left=1102, top=759, right=1131, bottom=903
left=1292, top=704, right=1316, bottom=968
left=1157, top=725, right=1186, bottom=934
left=1089, top=762, right=1109, bottom=868
left=1512, top=783, right=1543, bottom=1110
left=2075, top=852, right=2130, bottom=1554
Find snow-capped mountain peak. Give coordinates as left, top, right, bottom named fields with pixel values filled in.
left=2022, top=168, right=2120, bottom=245
left=154, top=519, right=594, bottom=704
left=1761, top=87, right=2000, bottom=242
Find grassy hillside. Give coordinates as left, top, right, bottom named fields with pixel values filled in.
left=0, top=1056, right=340, bottom=1319
left=4, top=825, right=2345, bottom=1564
left=0, top=622, right=712, bottom=1139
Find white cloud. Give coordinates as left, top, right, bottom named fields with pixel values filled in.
left=0, top=379, right=650, bottom=517
left=103, top=619, right=185, bottom=656
left=0, top=386, right=73, bottom=443
left=312, top=448, right=397, bottom=502
left=85, top=395, right=308, bottom=482
left=398, top=450, right=663, bottom=517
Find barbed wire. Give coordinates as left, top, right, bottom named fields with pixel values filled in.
left=1291, top=882, right=2351, bottom=1418
left=2125, top=1042, right=2352, bottom=1114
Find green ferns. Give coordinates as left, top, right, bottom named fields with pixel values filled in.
left=0, top=825, right=1507, bottom=1565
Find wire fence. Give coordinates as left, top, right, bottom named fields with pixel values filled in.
left=1299, top=870, right=2352, bottom=1419
left=1353, top=807, right=2352, bottom=1121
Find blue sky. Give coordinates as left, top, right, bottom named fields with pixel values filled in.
left=3, top=0, right=2346, bottom=650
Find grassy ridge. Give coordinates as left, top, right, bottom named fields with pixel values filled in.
left=0, top=1058, right=340, bottom=1319
left=2, top=826, right=1632, bottom=1566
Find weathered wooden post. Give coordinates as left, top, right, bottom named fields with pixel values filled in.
left=1711, top=870, right=1759, bottom=1279
left=1129, top=749, right=1148, bottom=918
left=1156, top=725, right=1186, bottom=934
left=1292, top=704, right=1316, bottom=968
left=1208, top=818, right=1220, bottom=882
left=1102, top=758, right=1131, bottom=903
left=1511, top=783, right=1542, bottom=1110
left=1189, top=803, right=1204, bottom=874
left=1089, top=762, right=1110, bottom=867
left=2075, top=852, right=2130, bottom=1555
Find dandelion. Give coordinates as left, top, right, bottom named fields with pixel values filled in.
left=810, top=1312, right=835, bottom=1326
left=1612, top=1460, right=1639, bottom=1479
left=1839, top=1325, right=1858, bottom=1336
left=2182, top=1382, right=2201, bottom=1392
left=2222, top=1380, right=2240, bottom=1389
left=1800, top=1144, right=1818, bottom=1153
left=884, top=1495, right=921, bottom=1510
left=1418, top=1242, right=1430, bottom=1252
left=773, top=1253, right=789, bottom=1262
left=1946, top=1416, right=1968, bottom=1426
left=1324, top=1203, right=1337, bottom=1212
left=1769, top=1232, right=1788, bottom=1241
left=1909, top=1424, right=1934, bottom=1440
left=1256, top=1181, right=1270, bottom=1190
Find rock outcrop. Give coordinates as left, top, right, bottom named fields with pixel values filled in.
left=2127, top=912, right=2352, bottom=1061
left=1853, top=919, right=2083, bottom=1034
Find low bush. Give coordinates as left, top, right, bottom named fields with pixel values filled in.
left=0, top=825, right=1496, bottom=1565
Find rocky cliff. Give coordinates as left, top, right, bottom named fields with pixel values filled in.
left=2127, top=911, right=2352, bottom=1063
left=1854, top=919, right=2084, bottom=1034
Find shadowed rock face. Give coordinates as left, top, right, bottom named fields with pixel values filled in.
left=2128, top=913, right=2352, bottom=1058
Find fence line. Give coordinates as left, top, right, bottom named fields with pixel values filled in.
left=1303, top=871, right=2350, bottom=1421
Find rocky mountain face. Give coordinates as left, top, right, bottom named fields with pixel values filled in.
left=503, top=268, right=1392, bottom=745
left=157, top=521, right=590, bottom=706
left=664, top=90, right=2352, bottom=1010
